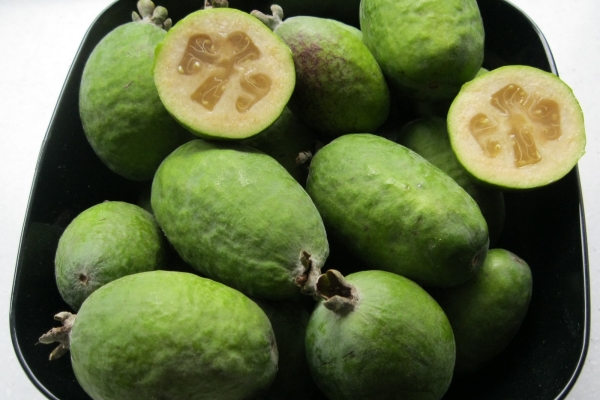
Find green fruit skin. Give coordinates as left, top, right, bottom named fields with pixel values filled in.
left=243, top=107, right=319, bottom=186
left=398, top=116, right=506, bottom=245
left=306, top=134, right=489, bottom=288
left=274, top=16, right=390, bottom=138
left=70, top=271, right=278, bottom=400
left=360, top=0, right=484, bottom=101
left=306, top=270, right=456, bottom=400
left=79, top=22, right=192, bottom=181
left=151, top=139, right=329, bottom=300
left=54, top=201, right=166, bottom=311
left=254, top=298, right=320, bottom=400
left=430, top=249, right=533, bottom=376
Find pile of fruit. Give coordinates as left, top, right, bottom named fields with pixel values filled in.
left=39, top=0, right=586, bottom=399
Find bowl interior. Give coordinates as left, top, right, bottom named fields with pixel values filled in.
left=10, top=1, right=589, bottom=399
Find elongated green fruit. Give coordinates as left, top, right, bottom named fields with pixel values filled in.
left=41, top=271, right=278, bottom=400
left=151, top=139, right=329, bottom=299
left=307, top=134, right=489, bottom=287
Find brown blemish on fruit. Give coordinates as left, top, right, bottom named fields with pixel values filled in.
left=78, top=273, right=89, bottom=285
left=178, top=31, right=271, bottom=112
left=469, top=83, right=562, bottom=167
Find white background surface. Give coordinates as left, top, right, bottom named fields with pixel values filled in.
left=0, top=0, right=598, bottom=398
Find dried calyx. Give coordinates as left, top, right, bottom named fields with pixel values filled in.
left=204, top=0, right=230, bottom=9
left=295, top=251, right=324, bottom=298
left=251, top=5, right=285, bottom=31
left=132, top=0, right=172, bottom=30
left=316, top=269, right=359, bottom=315
left=38, top=312, right=76, bottom=360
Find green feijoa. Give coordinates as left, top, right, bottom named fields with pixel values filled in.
left=243, top=107, right=321, bottom=186
left=306, top=270, right=455, bottom=400
left=252, top=6, right=390, bottom=138
left=398, top=116, right=505, bottom=245
left=306, top=134, right=489, bottom=288
left=40, top=271, right=278, bottom=399
left=430, top=249, right=533, bottom=376
left=254, top=298, right=320, bottom=400
left=153, top=6, right=296, bottom=140
left=151, top=139, right=329, bottom=300
left=360, top=0, right=484, bottom=101
left=54, top=201, right=166, bottom=311
left=79, top=1, right=192, bottom=181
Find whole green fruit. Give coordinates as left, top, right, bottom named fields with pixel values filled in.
left=253, top=7, right=390, bottom=138
left=360, top=0, right=484, bottom=101
left=430, top=248, right=533, bottom=376
left=307, top=133, right=489, bottom=288
left=306, top=269, right=456, bottom=400
left=52, top=271, right=277, bottom=400
left=54, top=201, right=166, bottom=311
left=151, top=139, right=329, bottom=299
left=398, top=116, right=505, bottom=245
left=79, top=1, right=192, bottom=181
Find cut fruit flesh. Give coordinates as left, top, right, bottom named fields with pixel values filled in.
left=154, top=8, right=295, bottom=140
left=447, top=65, right=585, bottom=189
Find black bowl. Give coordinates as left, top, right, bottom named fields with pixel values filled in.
left=10, top=0, right=590, bottom=399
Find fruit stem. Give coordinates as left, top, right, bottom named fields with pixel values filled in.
left=132, top=0, right=172, bottom=31
left=38, top=312, right=76, bottom=360
left=316, top=270, right=358, bottom=315
left=251, top=5, right=284, bottom=31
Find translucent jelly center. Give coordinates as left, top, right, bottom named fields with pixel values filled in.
left=178, top=31, right=272, bottom=113
left=469, top=84, right=561, bottom=167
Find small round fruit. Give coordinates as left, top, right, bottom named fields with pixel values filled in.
left=43, top=271, right=278, bottom=400
left=430, top=248, right=533, bottom=376
left=54, top=201, right=166, bottom=311
left=305, top=269, right=456, bottom=400
left=153, top=6, right=296, bottom=140
left=447, top=65, right=586, bottom=189
left=79, top=1, right=192, bottom=181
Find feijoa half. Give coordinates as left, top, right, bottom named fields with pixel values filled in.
left=447, top=65, right=586, bottom=189
left=153, top=5, right=296, bottom=140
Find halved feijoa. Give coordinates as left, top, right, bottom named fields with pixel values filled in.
left=447, top=65, right=586, bottom=189
left=153, top=6, right=296, bottom=140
